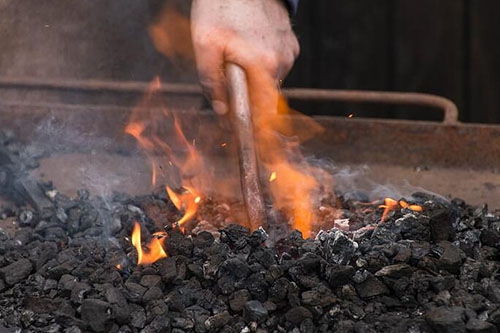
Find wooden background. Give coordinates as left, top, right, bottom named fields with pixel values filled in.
left=286, top=0, right=500, bottom=123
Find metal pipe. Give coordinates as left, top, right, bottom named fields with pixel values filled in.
left=284, top=89, right=459, bottom=124
left=225, top=64, right=266, bottom=230
left=0, top=77, right=459, bottom=123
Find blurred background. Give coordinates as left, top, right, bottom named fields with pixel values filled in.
left=0, top=0, right=498, bottom=123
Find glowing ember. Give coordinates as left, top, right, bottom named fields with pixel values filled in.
left=379, top=198, right=423, bottom=222
left=131, top=222, right=167, bottom=265
left=269, top=171, right=277, bottom=182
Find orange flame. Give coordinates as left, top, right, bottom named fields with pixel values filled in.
left=125, top=78, right=208, bottom=229
left=247, top=69, right=334, bottom=238
left=166, top=186, right=202, bottom=229
left=131, top=222, right=167, bottom=265
left=379, top=198, right=423, bottom=222
left=127, top=70, right=334, bottom=239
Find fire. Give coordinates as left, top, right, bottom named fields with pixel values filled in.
left=125, top=78, right=208, bottom=227
left=131, top=222, right=168, bottom=265
left=127, top=67, right=334, bottom=244
left=166, top=186, right=202, bottom=229
left=247, top=69, right=333, bottom=238
left=379, top=198, right=423, bottom=222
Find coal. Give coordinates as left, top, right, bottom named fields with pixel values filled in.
left=0, top=259, right=33, bottom=285
left=243, top=300, right=268, bottom=323
left=0, top=136, right=500, bottom=332
left=355, top=275, right=389, bottom=299
left=284, top=306, right=313, bottom=325
left=465, top=319, right=497, bottom=333
left=425, top=306, right=467, bottom=333
left=80, top=299, right=110, bottom=332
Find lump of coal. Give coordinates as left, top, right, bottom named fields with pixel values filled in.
left=243, top=300, right=268, bottom=323
left=0, top=258, right=33, bottom=285
left=80, top=299, right=110, bottom=332
left=425, top=306, right=466, bottom=333
left=317, top=229, right=358, bottom=265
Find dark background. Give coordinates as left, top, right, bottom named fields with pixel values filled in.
left=0, top=0, right=498, bottom=123
left=288, top=1, right=500, bottom=123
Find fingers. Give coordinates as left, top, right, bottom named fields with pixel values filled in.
left=193, top=35, right=229, bottom=115
left=193, top=31, right=299, bottom=116
left=225, top=37, right=297, bottom=83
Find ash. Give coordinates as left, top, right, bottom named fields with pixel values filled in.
left=1, top=137, right=500, bottom=333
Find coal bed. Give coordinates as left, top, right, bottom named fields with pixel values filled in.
left=1, top=133, right=500, bottom=333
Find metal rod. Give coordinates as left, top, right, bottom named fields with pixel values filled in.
left=284, top=89, right=459, bottom=124
left=225, top=64, right=266, bottom=230
left=0, top=77, right=459, bottom=124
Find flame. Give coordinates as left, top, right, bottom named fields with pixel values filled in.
left=126, top=61, right=335, bottom=239
left=166, top=186, right=201, bottom=229
left=379, top=198, right=423, bottom=222
left=246, top=68, right=334, bottom=237
left=131, top=222, right=167, bottom=265
left=125, top=77, right=210, bottom=230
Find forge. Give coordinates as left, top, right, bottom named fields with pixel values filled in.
left=0, top=80, right=499, bottom=333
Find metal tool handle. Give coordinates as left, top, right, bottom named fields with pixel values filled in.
left=226, top=63, right=266, bottom=230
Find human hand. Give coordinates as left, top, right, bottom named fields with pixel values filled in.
left=191, top=0, right=299, bottom=115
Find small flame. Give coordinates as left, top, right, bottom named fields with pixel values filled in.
left=379, top=198, right=423, bottom=222
left=269, top=171, right=277, bottom=182
left=347, top=113, right=354, bottom=118
left=131, top=222, right=168, bottom=265
left=115, top=264, right=122, bottom=270
left=166, top=186, right=201, bottom=228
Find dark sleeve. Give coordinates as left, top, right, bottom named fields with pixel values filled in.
left=284, top=0, right=299, bottom=15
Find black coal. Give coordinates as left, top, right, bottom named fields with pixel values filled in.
left=0, top=134, right=500, bottom=333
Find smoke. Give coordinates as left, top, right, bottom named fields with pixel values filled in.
left=325, top=161, right=450, bottom=204
left=21, top=113, right=152, bottom=238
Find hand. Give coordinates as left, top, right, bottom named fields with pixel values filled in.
left=191, top=0, right=299, bottom=115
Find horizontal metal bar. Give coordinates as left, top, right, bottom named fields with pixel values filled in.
left=285, top=89, right=459, bottom=124
left=0, top=77, right=459, bottom=124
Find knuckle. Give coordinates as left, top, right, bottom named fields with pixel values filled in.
left=291, top=36, right=300, bottom=58
left=260, top=51, right=280, bottom=72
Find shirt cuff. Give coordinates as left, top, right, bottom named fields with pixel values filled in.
left=283, top=0, right=299, bottom=15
